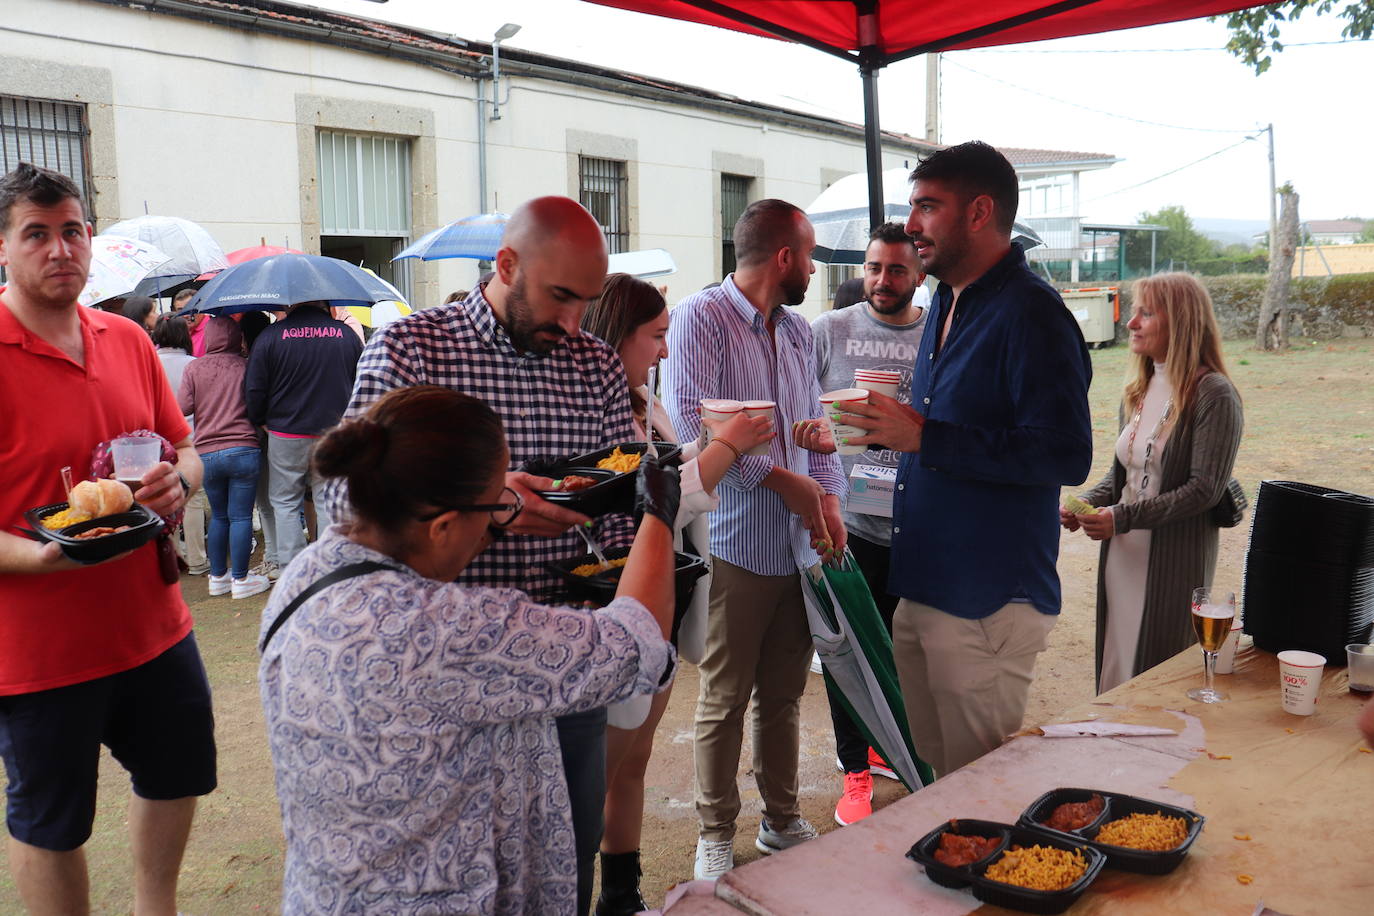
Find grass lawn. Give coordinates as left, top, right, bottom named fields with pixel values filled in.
left=1, top=337, right=1370, bottom=913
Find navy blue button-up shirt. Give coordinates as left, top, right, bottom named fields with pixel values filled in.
left=889, top=245, right=1093, bottom=619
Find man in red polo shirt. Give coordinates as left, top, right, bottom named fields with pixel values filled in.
left=0, top=163, right=215, bottom=914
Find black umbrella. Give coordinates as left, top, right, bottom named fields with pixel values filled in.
left=177, top=253, right=399, bottom=317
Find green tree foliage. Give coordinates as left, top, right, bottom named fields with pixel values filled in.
left=1221, top=2, right=1374, bottom=74
left=1125, top=205, right=1220, bottom=272
left=1360, top=220, right=1374, bottom=243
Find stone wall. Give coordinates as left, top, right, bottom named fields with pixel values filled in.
left=1063, top=273, right=1374, bottom=342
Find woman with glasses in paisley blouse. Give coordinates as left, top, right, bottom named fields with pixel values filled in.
left=258, top=385, right=682, bottom=915
left=1061, top=273, right=1243, bottom=694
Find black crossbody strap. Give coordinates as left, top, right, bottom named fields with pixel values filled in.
left=259, top=560, right=398, bottom=653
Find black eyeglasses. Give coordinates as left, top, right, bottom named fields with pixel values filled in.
left=416, top=487, right=523, bottom=528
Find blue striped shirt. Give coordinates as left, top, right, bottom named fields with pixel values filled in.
left=663, top=276, right=845, bottom=577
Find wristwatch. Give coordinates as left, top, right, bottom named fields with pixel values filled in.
left=177, top=471, right=192, bottom=496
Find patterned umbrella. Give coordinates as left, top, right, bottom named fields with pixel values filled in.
left=393, top=213, right=509, bottom=262
left=79, top=235, right=172, bottom=307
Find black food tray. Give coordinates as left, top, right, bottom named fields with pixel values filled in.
left=22, top=501, right=162, bottom=565
left=538, top=443, right=684, bottom=517
left=538, top=467, right=625, bottom=516
left=906, top=818, right=1105, bottom=915
left=1018, top=787, right=1205, bottom=874
left=548, top=546, right=707, bottom=610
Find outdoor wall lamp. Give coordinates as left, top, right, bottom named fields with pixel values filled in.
left=490, top=23, right=521, bottom=121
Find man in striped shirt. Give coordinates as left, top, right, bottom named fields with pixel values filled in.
left=328, top=197, right=635, bottom=916
left=664, top=199, right=847, bottom=880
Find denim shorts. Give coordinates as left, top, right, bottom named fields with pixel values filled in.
left=0, top=633, right=217, bottom=851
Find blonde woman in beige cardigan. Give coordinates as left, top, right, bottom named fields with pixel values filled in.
left=1062, top=273, right=1243, bottom=693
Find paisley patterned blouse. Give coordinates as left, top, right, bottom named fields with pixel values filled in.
left=259, top=528, right=675, bottom=915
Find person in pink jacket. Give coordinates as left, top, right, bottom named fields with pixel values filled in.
left=178, top=317, right=270, bottom=599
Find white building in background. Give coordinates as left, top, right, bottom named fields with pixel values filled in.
left=1, top=0, right=1117, bottom=311
left=1304, top=220, right=1365, bottom=246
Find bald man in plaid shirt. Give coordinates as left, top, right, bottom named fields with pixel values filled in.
left=327, top=197, right=635, bottom=915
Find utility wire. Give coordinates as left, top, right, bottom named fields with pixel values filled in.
left=1083, top=135, right=1260, bottom=203
left=944, top=58, right=1258, bottom=133
left=962, top=38, right=1366, bottom=53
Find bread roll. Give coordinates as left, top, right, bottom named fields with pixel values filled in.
left=69, top=479, right=134, bottom=517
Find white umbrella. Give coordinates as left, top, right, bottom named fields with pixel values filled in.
left=79, top=235, right=173, bottom=307
left=806, top=167, right=1043, bottom=264
left=103, top=215, right=229, bottom=294
left=608, top=248, right=678, bottom=280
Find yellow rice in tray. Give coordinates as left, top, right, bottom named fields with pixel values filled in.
left=570, top=556, right=630, bottom=578
left=41, top=507, right=92, bottom=530
left=1094, top=812, right=1188, bottom=851
left=983, top=844, right=1087, bottom=891
left=596, top=447, right=642, bottom=473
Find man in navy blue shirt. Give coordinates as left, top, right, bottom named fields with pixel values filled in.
left=844, top=142, right=1093, bottom=777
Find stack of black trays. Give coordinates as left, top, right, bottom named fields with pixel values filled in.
left=1243, top=480, right=1374, bottom=660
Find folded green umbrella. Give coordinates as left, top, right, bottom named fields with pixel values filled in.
left=802, top=549, right=934, bottom=790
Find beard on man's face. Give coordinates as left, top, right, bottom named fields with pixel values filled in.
left=865, top=282, right=915, bottom=315
left=780, top=259, right=810, bottom=306
left=504, top=272, right=567, bottom=355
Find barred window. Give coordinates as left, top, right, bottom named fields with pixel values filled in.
left=579, top=156, right=628, bottom=254
left=0, top=95, right=93, bottom=218
left=720, top=173, right=752, bottom=277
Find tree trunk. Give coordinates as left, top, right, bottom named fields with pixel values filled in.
left=1256, top=189, right=1299, bottom=350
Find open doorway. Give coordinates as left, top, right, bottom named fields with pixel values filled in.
left=318, top=235, right=410, bottom=299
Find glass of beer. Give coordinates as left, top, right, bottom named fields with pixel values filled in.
left=1187, top=587, right=1236, bottom=703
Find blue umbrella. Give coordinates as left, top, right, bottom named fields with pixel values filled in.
left=178, top=253, right=399, bottom=316
left=393, top=212, right=509, bottom=262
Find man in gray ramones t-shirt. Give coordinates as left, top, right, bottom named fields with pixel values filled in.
left=805, top=222, right=929, bottom=826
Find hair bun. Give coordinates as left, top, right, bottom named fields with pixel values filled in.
left=315, top=417, right=388, bottom=479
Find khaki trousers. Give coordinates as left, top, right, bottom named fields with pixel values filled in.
left=892, top=599, right=1056, bottom=777
left=694, top=557, right=813, bottom=840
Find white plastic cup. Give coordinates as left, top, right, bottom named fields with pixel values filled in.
left=854, top=369, right=900, bottom=399
left=1346, top=643, right=1374, bottom=695
left=1214, top=618, right=1246, bottom=674
left=111, top=437, right=161, bottom=486
left=740, top=400, right=776, bottom=456
left=1277, top=649, right=1327, bottom=715
left=820, top=388, right=870, bottom=456
left=699, top=399, right=743, bottom=449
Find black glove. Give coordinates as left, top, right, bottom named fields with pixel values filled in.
left=635, top=453, right=681, bottom=530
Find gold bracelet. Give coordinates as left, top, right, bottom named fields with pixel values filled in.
left=712, top=436, right=743, bottom=461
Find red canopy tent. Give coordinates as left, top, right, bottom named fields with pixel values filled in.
left=585, top=0, right=1262, bottom=228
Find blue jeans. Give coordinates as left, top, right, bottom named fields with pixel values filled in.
left=201, top=446, right=262, bottom=579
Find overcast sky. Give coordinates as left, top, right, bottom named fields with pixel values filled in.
left=307, top=0, right=1371, bottom=229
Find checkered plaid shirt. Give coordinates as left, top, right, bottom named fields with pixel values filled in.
left=328, top=286, right=636, bottom=598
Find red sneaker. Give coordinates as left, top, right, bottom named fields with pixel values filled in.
left=834, top=769, right=873, bottom=826
left=868, top=747, right=898, bottom=781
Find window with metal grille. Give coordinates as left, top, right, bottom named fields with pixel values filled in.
left=316, top=130, right=412, bottom=236
left=828, top=265, right=855, bottom=299
left=579, top=156, right=628, bottom=254
left=0, top=95, right=93, bottom=218
left=720, top=173, right=751, bottom=277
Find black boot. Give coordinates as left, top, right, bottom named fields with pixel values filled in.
left=595, top=850, right=647, bottom=916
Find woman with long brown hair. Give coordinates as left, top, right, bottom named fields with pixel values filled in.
left=259, top=385, right=681, bottom=914
left=581, top=274, right=772, bottom=915
left=1062, top=272, right=1243, bottom=693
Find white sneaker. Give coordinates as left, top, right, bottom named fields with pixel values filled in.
left=208, top=573, right=231, bottom=597
left=256, top=560, right=282, bottom=581
left=231, top=573, right=271, bottom=600
left=755, top=817, right=818, bottom=855
left=694, top=836, right=734, bottom=880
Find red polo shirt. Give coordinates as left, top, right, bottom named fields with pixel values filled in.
left=0, top=301, right=193, bottom=695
